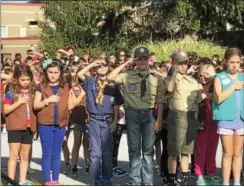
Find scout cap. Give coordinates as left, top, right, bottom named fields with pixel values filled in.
left=171, top=49, right=189, bottom=63
left=134, top=47, right=150, bottom=58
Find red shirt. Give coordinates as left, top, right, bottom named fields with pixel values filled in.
left=22, top=56, right=39, bottom=65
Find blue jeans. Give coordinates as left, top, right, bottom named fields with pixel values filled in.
left=39, top=125, right=66, bottom=183
left=89, top=117, right=113, bottom=184
left=125, top=107, right=155, bottom=185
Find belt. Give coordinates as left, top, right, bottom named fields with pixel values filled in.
left=126, top=106, right=154, bottom=112
left=90, top=114, right=112, bottom=121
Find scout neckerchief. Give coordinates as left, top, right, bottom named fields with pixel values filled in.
left=137, top=72, right=149, bottom=98
left=96, top=78, right=108, bottom=105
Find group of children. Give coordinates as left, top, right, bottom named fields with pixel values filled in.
left=1, top=45, right=244, bottom=186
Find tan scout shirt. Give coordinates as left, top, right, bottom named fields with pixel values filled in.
left=114, top=70, right=166, bottom=109
left=168, top=73, right=201, bottom=112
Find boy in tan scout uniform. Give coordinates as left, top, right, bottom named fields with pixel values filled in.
left=107, top=47, right=166, bottom=185
left=165, top=49, right=202, bottom=185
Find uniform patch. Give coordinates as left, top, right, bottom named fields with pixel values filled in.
left=129, top=84, right=137, bottom=91
left=222, top=79, right=231, bottom=85
left=139, top=48, right=145, bottom=53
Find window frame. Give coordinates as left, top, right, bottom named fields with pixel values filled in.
left=1, top=25, right=8, bottom=38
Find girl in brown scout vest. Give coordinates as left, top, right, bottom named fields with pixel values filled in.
left=33, top=61, right=73, bottom=186
left=3, top=65, right=36, bottom=185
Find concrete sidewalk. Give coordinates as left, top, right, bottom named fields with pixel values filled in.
left=1, top=131, right=226, bottom=185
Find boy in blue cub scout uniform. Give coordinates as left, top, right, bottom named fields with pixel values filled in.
left=77, top=58, right=124, bottom=185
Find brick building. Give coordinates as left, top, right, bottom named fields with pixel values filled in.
left=1, top=2, right=44, bottom=60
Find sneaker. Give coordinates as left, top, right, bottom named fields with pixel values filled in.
left=63, top=163, right=71, bottom=174
left=181, top=172, right=190, bottom=186
left=103, top=180, right=112, bottom=186
left=168, top=174, right=179, bottom=186
left=72, top=166, right=78, bottom=177
left=205, top=176, right=219, bottom=186
left=125, top=182, right=141, bottom=186
left=113, top=167, right=128, bottom=177
left=27, top=168, right=36, bottom=174
left=197, top=178, right=206, bottom=186
left=19, top=180, right=32, bottom=186
left=44, top=181, right=53, bottom=186
left=52, top=181, right=59, bottom=185
left=92, top=180, right=101, bottom=186
left=85, top=166, right=90, bottom=175
left=162, top=176, right=169, bottom=185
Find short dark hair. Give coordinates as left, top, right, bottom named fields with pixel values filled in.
left=27, top=49, right=33, bottom=53
left=15, top=53, right=21, bottom=58
left=26, top=56, right=33, bottom=61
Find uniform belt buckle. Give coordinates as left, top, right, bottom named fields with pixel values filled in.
left=96, top=116, right=106, bottom=121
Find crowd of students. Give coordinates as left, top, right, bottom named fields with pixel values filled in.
left=1, top=45, right=244, bottom=186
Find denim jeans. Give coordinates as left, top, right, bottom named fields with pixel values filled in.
left=125, top=107, right=155, bottom=185
left=89, top=117, right=113, bottom=184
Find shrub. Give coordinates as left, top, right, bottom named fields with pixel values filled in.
left=135, top=36, right=226, bottom=61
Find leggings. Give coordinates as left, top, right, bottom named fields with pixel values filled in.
left=112, top=124, right=126, bottom=168
left=39, top=125, right=66, bottom=183
left=71, top=130, right=89, bottom=167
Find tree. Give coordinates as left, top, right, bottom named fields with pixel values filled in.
left=39, top=0, right=244, bottom=55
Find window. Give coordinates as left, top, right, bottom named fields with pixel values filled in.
left=29, top=21, right=38, bottom=28
left=1, top=26, right=8, bottom=37
left=20, top=26, right=27, bottom=37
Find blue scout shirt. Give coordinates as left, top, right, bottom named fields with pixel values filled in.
left=36, top=84, right=59, bottom=124
left=82, top=76, right=124, bottom=115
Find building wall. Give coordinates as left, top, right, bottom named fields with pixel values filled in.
left=1, top=3, right=44, bottom=60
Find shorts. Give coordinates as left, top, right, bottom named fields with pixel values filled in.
left=167, top=110, right=197, bottom=157
left=8, top=128, right=33, bottom=144
left=217, top=128, right=244, bottom=135
left=69, top=122, right=88, bottom=133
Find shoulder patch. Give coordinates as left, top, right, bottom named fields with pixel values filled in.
left=128, top=84, right=137, bottom=91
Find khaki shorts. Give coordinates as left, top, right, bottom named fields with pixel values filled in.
left=167, top=110, right=197, bottom=157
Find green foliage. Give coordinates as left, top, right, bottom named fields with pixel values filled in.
left=136, top=36, right=226, bottom=61
left=39, top=0, right=244, bottom=55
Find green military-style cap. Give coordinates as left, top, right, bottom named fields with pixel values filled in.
left=134, top=47, right=150, bottom=58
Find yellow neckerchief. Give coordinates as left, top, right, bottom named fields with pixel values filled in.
left=96, top=79, right=108, bottom=105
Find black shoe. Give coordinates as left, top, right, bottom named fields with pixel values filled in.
left=72, top=166, right=78, bottom=177
left=162, top=176, right=169, bottom=185
left=85, top=166, right=90, bottom=175
left=168, top=174, right=179, bottom=186
left=181, top=172, right=190, bottom=186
